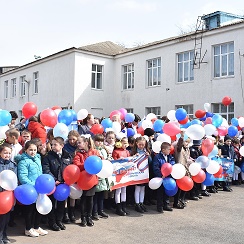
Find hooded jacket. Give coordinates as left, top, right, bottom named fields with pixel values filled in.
left=27, top=121, right=47, bottom=144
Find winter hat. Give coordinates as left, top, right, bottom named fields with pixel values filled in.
left=224, top=135, right=232, bottom=142
left=144, top=128, right=155, bottom=137
left=192, top=139, right=202, bottom=146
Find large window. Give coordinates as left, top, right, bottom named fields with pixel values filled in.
left=91, top=64, right=103, bottom=89
left=20, top=76, right=26, bottom=97
left=145, top=107, right=161, bottom=118
left=122, top=64, right=134, bottom=90
left=213, top=42, right=234, bottom=78
left=4, top=80, right=8, bottom=99
left=147, top=58, right=161, bottom=86
left=212, top=103, right=234, bottom=122
left=11, top=78, right=17, bottom=98
left=33, top=72, right=39, bottom=94
left=126, top=108, right=134, bottom=113
left=175, top=104, right=194, bottom=119
left=177, top=51, right=194, bottom=82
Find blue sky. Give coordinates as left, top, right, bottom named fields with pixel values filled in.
left=1, top=0, right=244, bottom=66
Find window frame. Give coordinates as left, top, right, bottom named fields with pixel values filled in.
left=212, top=102, right=234, bottom=122
left=33, top=71, right=39, bottom=94
left=147, top=57, right=161, bottom=87
left=122, top=63, right=134, bottom=90
left=20, top=75, right=26, bottom=97
left=10, top=78, right=17, bottom=98
left=175, top=104, right=194, bottom=119
left=4, top=80, right=8, bottom=99
left=91, top=64, right=103, bottom=90
left=145, top=107, right=161, bottom=119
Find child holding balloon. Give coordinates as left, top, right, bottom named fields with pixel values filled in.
left=0, top=143, right=17, bottom=244
left=16, top=140, right=48, bottom=237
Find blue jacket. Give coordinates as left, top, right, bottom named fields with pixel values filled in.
left=152, top=152, right=175, bottom=178
left=16, top=153, right=42, bottom=186
left=0, top=158, right=17, bottom=192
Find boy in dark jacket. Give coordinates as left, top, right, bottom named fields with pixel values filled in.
left=42, top=137, right=72, bottom=231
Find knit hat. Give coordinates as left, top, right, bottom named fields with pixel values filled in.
left=192, top=139, right=202, bottom=146
left=144, top=128, right=155, bottom=137
left=224, top=135, right=232, bottom=142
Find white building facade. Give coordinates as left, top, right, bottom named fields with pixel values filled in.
left=1, top=12, right=244, bottom=122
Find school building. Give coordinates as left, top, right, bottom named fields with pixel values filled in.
left=1, top=11, right=244, bottom=122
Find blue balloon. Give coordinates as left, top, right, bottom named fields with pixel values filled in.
left=14, top=184, right=38, bottom=205
left=125, top=113, right=135, bottom=123
left=231, top=118, right=239, bottom=127
left=0, top=110, right=12, bottom=126
left=181, top=121, right=191, bottom=129
left=84, top=155, right=102, bottom=175
left=199, top=116, right=206, bottom=121
left=206, top=112, right=214, bottom=118
left=70, top=110, right=77, bottom=121
left=191, top=119, right=202, bottom=125
left=127, top=128, right=135, bottom=137
left=212, top=114, right=223, bottom=128
left=101, top=118, right=113, bottom=130
left=58, top=109, right=73, bottom=126
left=35, top=174, right=55, bottom=194
left=53, top=183, right=70, bottom=201
left=153, top=119, right=165, bottom=132
left=165, top=185, right=178, bottom=196
left=208, top=146, right=218, bottom=158
left=137, top=121, right=143, bottom=128
left=202, top=172, right=215, bottom=186
left=175, top=108, right=187, bottom=121
left=228, top=126, right=238, bottom=137
left=25, top=119, right=29, bottom=128
left=163, top=177, right=176, bottom=191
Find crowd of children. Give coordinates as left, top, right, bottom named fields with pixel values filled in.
left=0, top=111, right=244, bottom=243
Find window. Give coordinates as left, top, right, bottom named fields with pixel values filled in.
left=212, top=103, right=234, bottom=122
left=145, top=107, right=161, bottom=118
left=147, top=58, right=161, bottom=86
left=4, top=80, right=8, bottom=99
left=126, top=108, right=134, bottom=113
left=33, top=72, right=39, bottom=94
left=177, top=51, right=194, bottom=82
left=122, top=64, right=134, bottom=90
left=213, top=42, right=234, bottom=78
left=91, top=64, right=103, bottom=89
left=11, top=78, right=17, bottom=98
left=20, top=76, right=26, bottom=97
left=175, top=104, right=194, bottom=119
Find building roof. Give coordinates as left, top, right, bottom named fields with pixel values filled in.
left=78, top=41, right=131, bottom=56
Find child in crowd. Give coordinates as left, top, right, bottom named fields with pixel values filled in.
left=0, top=143, right=17, bottom=243
left=19, top=129, right=31, bottom=147
left=112, top=137, right=131, bottom=216
left=232, top=138, right=242, bottom=185
left=78, top=114, right=95, bottom=136
left=130, top=136, right=151, bottom=213
left=46, top=129, right=54, bottom=152
left=127, top=136, right=135, bottom=154
left=92, top=134, right=109, bottom=220
left=73, top=136, right=100, bottom=227
left=42, top=137, right=72, bottom=231
left=16, top=140, right=48, bottom=237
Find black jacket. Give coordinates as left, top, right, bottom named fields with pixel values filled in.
left=42, top=149, right=72, bottom=183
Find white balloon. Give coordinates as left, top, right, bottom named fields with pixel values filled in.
left=185, top=124, right=205, bottom=140
left=146, top=113, right=157, bottom=121
left=69, top=184, right=83, bottom=199
left=0, top=125, right=9, bottom=139
left=239, top=146, right=244, bottom=156
left=189, top=163, right=201, bottom=176
left=116, top=132, right=126, bottom=140
left=221, top=118, right=228, bottom=128
left=97, top=160, right=114, bottom=178
left=0, top=170, right=18, bottom=191
left=142, top=120, right=153, bottom=130
left=77, top=109, right=88, bottom=120
left=204, top=124, right=216, bottom=136
left=206, top=160, right=220, bottom=174
left=152, top=141, right=162, bottom=153
left=167, top=110, right=177, bottom=121
left=238, top=117, right=244, bottom=128
left=36, top=194, right=52, bottom=215
left=53, top=123, right=69, bottom=140
left=171, top=164, right=186, bottom=179
left=112, top=122, right=121, bottom=134
left=204, top=103, right=211, bottom=112
left=157, top=133, right=171, bottom=143
left=148, top=177, right=163, bottom=190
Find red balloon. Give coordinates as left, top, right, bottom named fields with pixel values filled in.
left=22, top=102, right=37, bottom=119
left=195, top=110, right=206, bottom=119
left=192, top=169, right=206, bottom=183
left=137, top=127, right=144, bottom=136
left=213, top=165, right=223, bottom=178
left=77, top=171, right=98, bottom=190
left=179, top=116, right=188, bottom=125
left=161, top=163, right=172, bottom=177
left=63, top=165, right=80, bottom=185
left=163, top=122, right=181, bottom=136
left=90, top=124, right=104, bottom=135
left=0, top=191, right=15, bottom=214
left=201, top=138, right=214, bottom=156
left=40, top=109, right=58, bottom=128
left=176, top=176, right=194, bottom=191
left=109, top=110, right=122, bottom=120
left=170, top=144, right=175, bottom=154
left=222, top=96, right=232, bottom=106
left=51, top=106, right=62, bottom=110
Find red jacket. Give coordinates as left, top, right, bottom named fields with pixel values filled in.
left=112, top=148, right=130, bottom=160
left=28, top=121, right=47, bottom=144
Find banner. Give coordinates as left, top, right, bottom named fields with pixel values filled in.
left=110, top=153, right=149, bottom=190
left=212, top=157, right=234, bottom=182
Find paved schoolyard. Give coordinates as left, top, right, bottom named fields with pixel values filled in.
left=7, top=185, right=244, bottom=244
